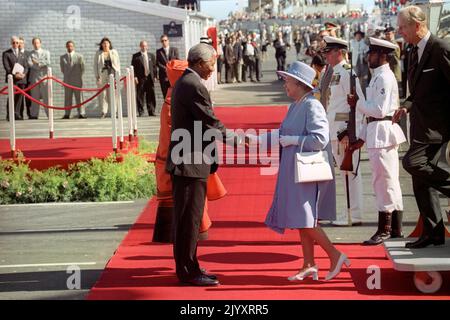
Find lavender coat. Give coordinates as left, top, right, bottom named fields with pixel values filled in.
left=265, top=95, right=336, bottom=233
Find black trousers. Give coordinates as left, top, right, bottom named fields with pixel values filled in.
left=255, top=58, right=261, bottom=81
left=6, top=83, right=25, bottom=120
left=276, top=54, right=286, bottom=77
left=242, top=56, right=255, bottom=81
left=159, top=78, right=170, bottom=99
left=172, top=175, right=207, bottom=281
left=19, top=83, right=31, bottom=118
left=402, top=141, right=450, bottom=237
left=136, top=76, right=156, bottom=116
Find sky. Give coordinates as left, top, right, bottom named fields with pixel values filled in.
left=201, top=0, right=375, bottom=21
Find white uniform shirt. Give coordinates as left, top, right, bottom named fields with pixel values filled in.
left=327, top=60, right=364, bottom=140
left=356, top=63, right=406, bottom=148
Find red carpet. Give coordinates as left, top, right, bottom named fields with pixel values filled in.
left=88, top=166, right=450, bottom=300
left=0, top=137, right=137, bottom=170
left=214, top=106, right=288, bottom=129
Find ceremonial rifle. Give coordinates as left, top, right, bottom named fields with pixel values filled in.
left=340, top=52, right=357, bottom=172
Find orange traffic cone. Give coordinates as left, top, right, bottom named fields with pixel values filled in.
left=207, top=173, right=227, bottom=201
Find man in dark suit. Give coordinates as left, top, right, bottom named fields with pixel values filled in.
left=156, top=35, right=179, bottom=98
left=273, top=31, right=290, bottom=79
left=394, top=6, right=450, bottom=248
left=18, top=37, right=32, bottom=119
left=166, top=43, right=245, bottom=286
left=132, top=40, right=157, bottom=116
left=2, top=36, right=27, bottom=121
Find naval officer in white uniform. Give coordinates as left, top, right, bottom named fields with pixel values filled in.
left=322, top=36, right=364, bottom=226
left=348, top=37, right=406, bottom=245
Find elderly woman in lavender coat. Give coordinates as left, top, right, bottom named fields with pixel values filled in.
left=248, top=61, right=351, bottom=281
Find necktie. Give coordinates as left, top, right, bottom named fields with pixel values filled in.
left=143, top=52, right=149, bottom=76
left=408, top=45, right=418, bottom=86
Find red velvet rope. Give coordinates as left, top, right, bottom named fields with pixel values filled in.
left=13, top=84, right=109, bottom=110
left=0, top=75, right=127, bottom=95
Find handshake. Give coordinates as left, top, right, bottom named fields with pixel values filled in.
left=244, top=134, right=300, bottom=147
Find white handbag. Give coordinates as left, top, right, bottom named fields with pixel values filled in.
left=295, top=137, right=333, bottom=183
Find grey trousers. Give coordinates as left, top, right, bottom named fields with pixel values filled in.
left=30, top=82, right=48, bottom=118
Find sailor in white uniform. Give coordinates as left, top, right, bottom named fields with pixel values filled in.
left=322, top=36, right=364, bottom=226
left=348, top=37, right=407, bottom=245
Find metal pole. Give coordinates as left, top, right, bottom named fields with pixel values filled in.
left=345, top=171, right=353, bottom=226
left=125, top=68, right=133, bottom=142
left=8, top=75, right=16, bottom=158
left=109, top=74, right=117, bottom=153
left=130, top=66, right=138, bottom=137
left=48, top=67, right=54, bottom=139
left=116, top=72, right=124, bottom=150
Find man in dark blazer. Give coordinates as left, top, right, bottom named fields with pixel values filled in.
left=273, top=31, right=290, bottom=79
left=2, top=36, right=27, bottom=120
left=132, top=40, right=157, bottom=116
left=166, top=43, right=245, bottom=286
left=394, top=6, right=450, bottom=248
left=18, top=37, right=32, bottom=119
left=156, top=35, right=179, bottom=98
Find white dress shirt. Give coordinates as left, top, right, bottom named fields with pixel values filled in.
left=417, top=30, right=431, bottom=62
left=355, top=63, right=406, bottom=148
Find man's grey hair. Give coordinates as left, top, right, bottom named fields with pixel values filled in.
left=11, top=36, right=19, bottom=43
left=187, top=43, right=216, bottom=66
left=399, top=5, right=427, bottom=26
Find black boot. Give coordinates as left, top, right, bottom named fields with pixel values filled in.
left=390, top=210, right=404, bottom=238
left=363, top=212, right=392, bottom=245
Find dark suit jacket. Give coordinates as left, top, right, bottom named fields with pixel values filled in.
left=405, top=34, right=450, bottom=143
left=273, top=39, right=289, bottom=57
left=2, top=48, right=28, bottom=84
left=156, top=47, right=179, bottom=81
left=166, top=69, right=236, bottom=179
left=224, top=44, right=235, bottom=65
left=131, top=51, right=156, bottom=81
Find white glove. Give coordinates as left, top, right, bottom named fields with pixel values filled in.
left=279, top=135, right=300, bottom=147
left=245, top=134, right=260, bottom=144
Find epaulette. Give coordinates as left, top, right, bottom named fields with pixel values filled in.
left=343, top=63, right=351, bottom=70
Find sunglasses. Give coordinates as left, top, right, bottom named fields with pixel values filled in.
left=161, top=39, right=168, bottom=42
left=12, top=41, right=19, bottom=44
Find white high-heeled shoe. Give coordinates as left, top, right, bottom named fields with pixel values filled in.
left=288, top=265, right=319, bottom=281
left=325, top=253, right=351, bottom=281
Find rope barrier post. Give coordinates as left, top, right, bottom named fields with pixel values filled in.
left=125, top=68, right=133, bottom=142
left=116, top=72, right=124, bottom=150
left=48, top=68, right=54, bottom=139
left=8, top=75, right=16, bottom=158
left=109, top=74, right=117, bottom=153
left=130, top=66, right=138, bottom=137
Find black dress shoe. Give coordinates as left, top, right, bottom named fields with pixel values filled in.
left=62, top=115, right=70, bottom=119
left=15, top=115, right=23, bottom=120
left=201, top=268, right=217, bottom=280
left=29, top=117, right=38, bottom=120
left=405, top=236, right=445, bottom=249
left=78, top=115, right=87, bottom=119
left=181, top=275, right=219, bottom=286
